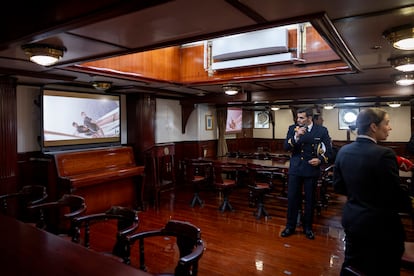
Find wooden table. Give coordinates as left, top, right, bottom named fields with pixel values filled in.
left=208, top=156, right=290, bottom=196
left=0, top=214, right=152, bottom=276
left=213, top=156, right=290, bottom=169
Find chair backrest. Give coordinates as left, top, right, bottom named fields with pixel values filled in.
left=123, top=220, right=205, bottom=276
left=186, top=159, right=212, bottom=183
left=0, top=185, right=48, bottom=221
left=159, top=154, right=175, bottom=183
left=28, top=194, right=86, bottom=235
left=72, top=206, right=139, bottom=258
left=246, top=163, right=270, bottom=186
left=213, top=162, right=245, bottom=186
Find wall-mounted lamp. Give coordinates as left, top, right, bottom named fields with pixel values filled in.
left=395, top=74, right=414, bottom=86
left=387, top=101, right=401, bottom=108
left=389, top=56, right=414, bottom=72
left=21, top=44, right=66, bottom=66
left=323, top=103, right=335, bottom=110
left=222, top=84, right=242, bottom=95
left=383, top=25, right=414, bottom=50
left=92, top=81, right=112, bottom=91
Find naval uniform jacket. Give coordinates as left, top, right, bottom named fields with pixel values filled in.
left=283, top=124, right=333, bottom=178
left=333, top=137, right=412, bottom=240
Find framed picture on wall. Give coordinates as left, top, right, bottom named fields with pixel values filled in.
left=254, top=111, right=270, bottom=128
left=205, top=115, right=213, bottom=130
left=338, top=108, right=359, bottom=130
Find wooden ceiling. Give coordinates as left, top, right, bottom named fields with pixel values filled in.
left=1, top=0, right=414, bottom=108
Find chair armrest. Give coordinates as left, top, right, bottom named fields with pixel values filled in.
left=72, top=212, right=108, bottom=224
left=29, top=201, right=86, bottom=216
left=0, top=192, right=20, bottom=200
left=27, top=201, right=59, bottom=210
left=64, top=205, right=87, bottom=218
left=179, top=240, right=205, bottom=264
left=126, top=229, right=164, bottom=243
left=73, top=211, right=138, bottom=237
left=30, top=194, right=48, bottom=205
left=118, top=222, right=139, bottom=236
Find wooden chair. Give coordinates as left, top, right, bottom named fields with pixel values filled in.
left=122, top=220, right=205, bottom=276
left=271, top=156, right=290, bottom=197
left=186, top=159, right=213, bottom=207
left=213, top=163, right=241, bottom=212
left=0, top=185, right=47, bottom=221
left=71, top=206, right=139, bottom=260
left=315, top=164, right=334, bottom=215
left=246, top=163, right=273, bottom=219
left=146, top=144, right=176, bottom=208
left=27, top=194, right=86, bottom=235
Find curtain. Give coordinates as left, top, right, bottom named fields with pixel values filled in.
left=216, top=107, right=228, bottom=157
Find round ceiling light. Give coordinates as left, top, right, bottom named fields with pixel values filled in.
left=92, top=81, right=112, bottom=91
left=22, top=44, right=66, bottom=66
left=387, top=101, right=401, bottom=108
left=222, top=84, right=242, bottom=95
left=395, top=74, right=414, bottom=86
left=383, top=25, right=414, bottom=50
left=389, top=56, right=414, bottom=72
left=323, top=104, right=335, bottom=110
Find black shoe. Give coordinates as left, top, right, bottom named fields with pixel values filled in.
left=281, top=228, right=295, bottom=237
left=304, top=229, right=315, bottom=240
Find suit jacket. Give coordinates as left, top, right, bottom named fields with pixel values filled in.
left=283, top=124, right=333, bottom=177
left=333, top=137, right=411, bottom=239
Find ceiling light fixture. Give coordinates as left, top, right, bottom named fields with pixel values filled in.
left=383, top=25, right=414, bottom=50
left=21, top=44, right=66, bottom=66
left=395, top=74, right=414, bottom=86
left=270, top=106, right=280, bottom=111
left=323, top=104, right=335, bottom=110
left=92, top=81, right=112, bottom=91
left=387, top=101, right=401, bottom=108
left=389, top=56, right=414, bottom=72
left=222, top=84, right=242, bottom=95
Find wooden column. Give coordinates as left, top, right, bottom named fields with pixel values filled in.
left=126, top=93, right=156, bottom=164
left=0, top=77, right=17, bottom=194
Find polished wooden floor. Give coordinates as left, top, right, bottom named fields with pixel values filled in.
left=89, top=181, right=414, bottom=276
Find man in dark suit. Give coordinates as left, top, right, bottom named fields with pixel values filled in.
left=333, top=107, right=412, bottom=275
left=281, top=107, right=333, bottom=240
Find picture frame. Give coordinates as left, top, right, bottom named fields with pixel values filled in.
left=338, top=108, right=359, bottom=130
left=205, top=115, right=213, bottom=130
left=254, top=111, right=270, bottom=129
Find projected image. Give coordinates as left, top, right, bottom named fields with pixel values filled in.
left=42, top=89, right=120, bottom=150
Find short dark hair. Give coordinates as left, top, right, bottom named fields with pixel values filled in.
left=297, top=107, right=313, bottom=117
left=356, top=108, right=387, bottom=135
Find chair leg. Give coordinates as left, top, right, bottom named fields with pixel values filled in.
left=254, top=193, right=269, bottom=219
left=218, top=188, right=234, bottom=212
left=190, top=192, right=203, bottom=207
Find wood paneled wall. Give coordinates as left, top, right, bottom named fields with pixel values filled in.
left=0, top=77, right=17, bottom=194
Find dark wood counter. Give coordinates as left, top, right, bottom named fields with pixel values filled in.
left=0, top=214, right=152, bottom=276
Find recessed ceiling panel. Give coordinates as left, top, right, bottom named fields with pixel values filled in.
left=70, top=0, right=256, bottom=49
